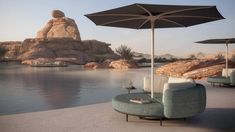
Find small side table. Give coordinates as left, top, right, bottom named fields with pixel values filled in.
left=125, top=86, right=136, bottom=94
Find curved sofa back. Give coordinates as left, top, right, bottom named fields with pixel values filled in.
left=143, top=76, right=196, bottom=93
left=230, top=71, right=235, bottom=85
left=163, top=84, right=206, bottom=118
left=143, top=76, right=169, bottom=93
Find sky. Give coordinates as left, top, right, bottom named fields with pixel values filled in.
left=0, top=0, right=235, bottom=57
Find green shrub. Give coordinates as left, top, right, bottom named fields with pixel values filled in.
left=115, top=45, right=134, bottom=60
left=188, top=54, right=197, bottom=60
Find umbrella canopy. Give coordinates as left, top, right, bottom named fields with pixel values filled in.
left=196, top=38, right=235, bottom=77
left=85, top=3, right=224, bottom=98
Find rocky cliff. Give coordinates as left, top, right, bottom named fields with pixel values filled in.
left=0, top=10, right=119, bottom=64
left=0, top=39, right=118, bottom=64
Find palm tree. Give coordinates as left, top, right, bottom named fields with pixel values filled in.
left=115, top=45, right=134, bottom=60
left=215, top=53, right=225, bottom=60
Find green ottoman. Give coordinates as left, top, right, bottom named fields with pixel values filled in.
left=112, top=93, right=164, bottom=125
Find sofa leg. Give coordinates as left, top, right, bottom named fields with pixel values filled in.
left=126, top=114, right=128, bottom=122
left=160, top=118, right=162, bottom=126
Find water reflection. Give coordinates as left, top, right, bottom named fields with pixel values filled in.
left=0, top=64, right=151, bottom=115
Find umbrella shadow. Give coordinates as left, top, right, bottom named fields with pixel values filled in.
left=181, top=108, right=235, bottom=131
left=127, top=108, right=235, bottom=131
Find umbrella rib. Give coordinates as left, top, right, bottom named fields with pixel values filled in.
left=164, top=15, right=222, bottom=20
left=136, top=4, right=152, bottom=16
left=99, top=17, right=145, bottom=26
left=138, top=19, right=150, bottom=29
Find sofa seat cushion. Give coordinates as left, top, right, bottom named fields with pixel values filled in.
left=112, top=93, right=164, bottom=117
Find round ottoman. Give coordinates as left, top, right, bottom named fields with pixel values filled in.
left=112, top=93, right=164, bottom=122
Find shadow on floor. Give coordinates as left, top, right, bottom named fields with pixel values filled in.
left=164, top=108, right=235, bottom=131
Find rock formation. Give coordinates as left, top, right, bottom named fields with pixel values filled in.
left=156, top=59, right=235, bottom=79
left=109, top=59, right=138, bottom=69
left=36, top=10, right=81, bottom=41
left=0, top=10, right=119, bottom=65
left=84, top=62, right=102, bottom=69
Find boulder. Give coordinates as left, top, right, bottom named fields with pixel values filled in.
left=183, top=64, right=224, bottom=79
left=84, top=62, right=102, bottom=69
left=52, top=10, right=65, bottom=18
left=156, top=59, right=231, bottom=79
left=109, top=59, right=138, bottom=69
left=22, top=58, right=66, bottom=66
left=36, top=10, right=81, bottom=41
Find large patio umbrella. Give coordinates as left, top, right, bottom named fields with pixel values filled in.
left=85, top=3, right=224, bottom=98
left=196, top=38, right=235, bottom=77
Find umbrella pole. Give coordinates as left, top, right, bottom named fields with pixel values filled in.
left=226, top=42, right=228, bottom=77
left=150, top=20, right=155, bottom=99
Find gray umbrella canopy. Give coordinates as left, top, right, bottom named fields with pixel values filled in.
left=85, top=3, right=224, bottom=98
left=196, top=38, right=235, bottom=77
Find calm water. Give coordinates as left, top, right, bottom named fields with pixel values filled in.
left=0, top=64, right=162, bottom=115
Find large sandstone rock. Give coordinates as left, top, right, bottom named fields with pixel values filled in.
left=183, top=64, right=224, bottom=79
left=84, top=62, right=102, bottom=69
left=12, top=38, right=118, bottom=64
left=22, top=58, right=66, bottom=66
left=155, top=59, right=235, bottom=79
left=109, top=59, right=138, bottom=69
left=36, top=10, right=81, bottom=41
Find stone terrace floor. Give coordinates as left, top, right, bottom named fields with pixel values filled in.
left=0, top=80, right=234, bottom=132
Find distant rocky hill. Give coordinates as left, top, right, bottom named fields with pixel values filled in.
left=133, top=52, right=180, bottom=61
left=0, top=10, right=118, bottom=64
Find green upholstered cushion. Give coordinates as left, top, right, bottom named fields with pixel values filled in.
left=207, top=76, right=230, bottom=84
left=163, top=84, right=206, bottom=118
left=112, top=93, right=164, bottom=117
left=230, top=71, right=235, bottom=85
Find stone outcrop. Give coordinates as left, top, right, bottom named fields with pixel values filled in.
left=109, top=59, right=138, bottom=69
left=0, top=39, right=118, bottom=64
left=84, top=59, right=114, bottom=69
left=22, top=58, right=66, bottom=66
left=84, top=62, right=102, bottom=69
left=36, top=10, right=81, bottom=41
left=156, top=59, right=235, bottom=79
left=19, top=38, right=118, bottom=64
left=0, top=41, right=21, bottom=59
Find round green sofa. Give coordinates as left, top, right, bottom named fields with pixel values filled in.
left=112, top=76, right=206, bottom=126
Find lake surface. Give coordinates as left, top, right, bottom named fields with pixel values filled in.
left=0, top=64, right=164, bottom=115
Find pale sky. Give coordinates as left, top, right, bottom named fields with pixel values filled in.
left=0, top=0, right=234, bottom=57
